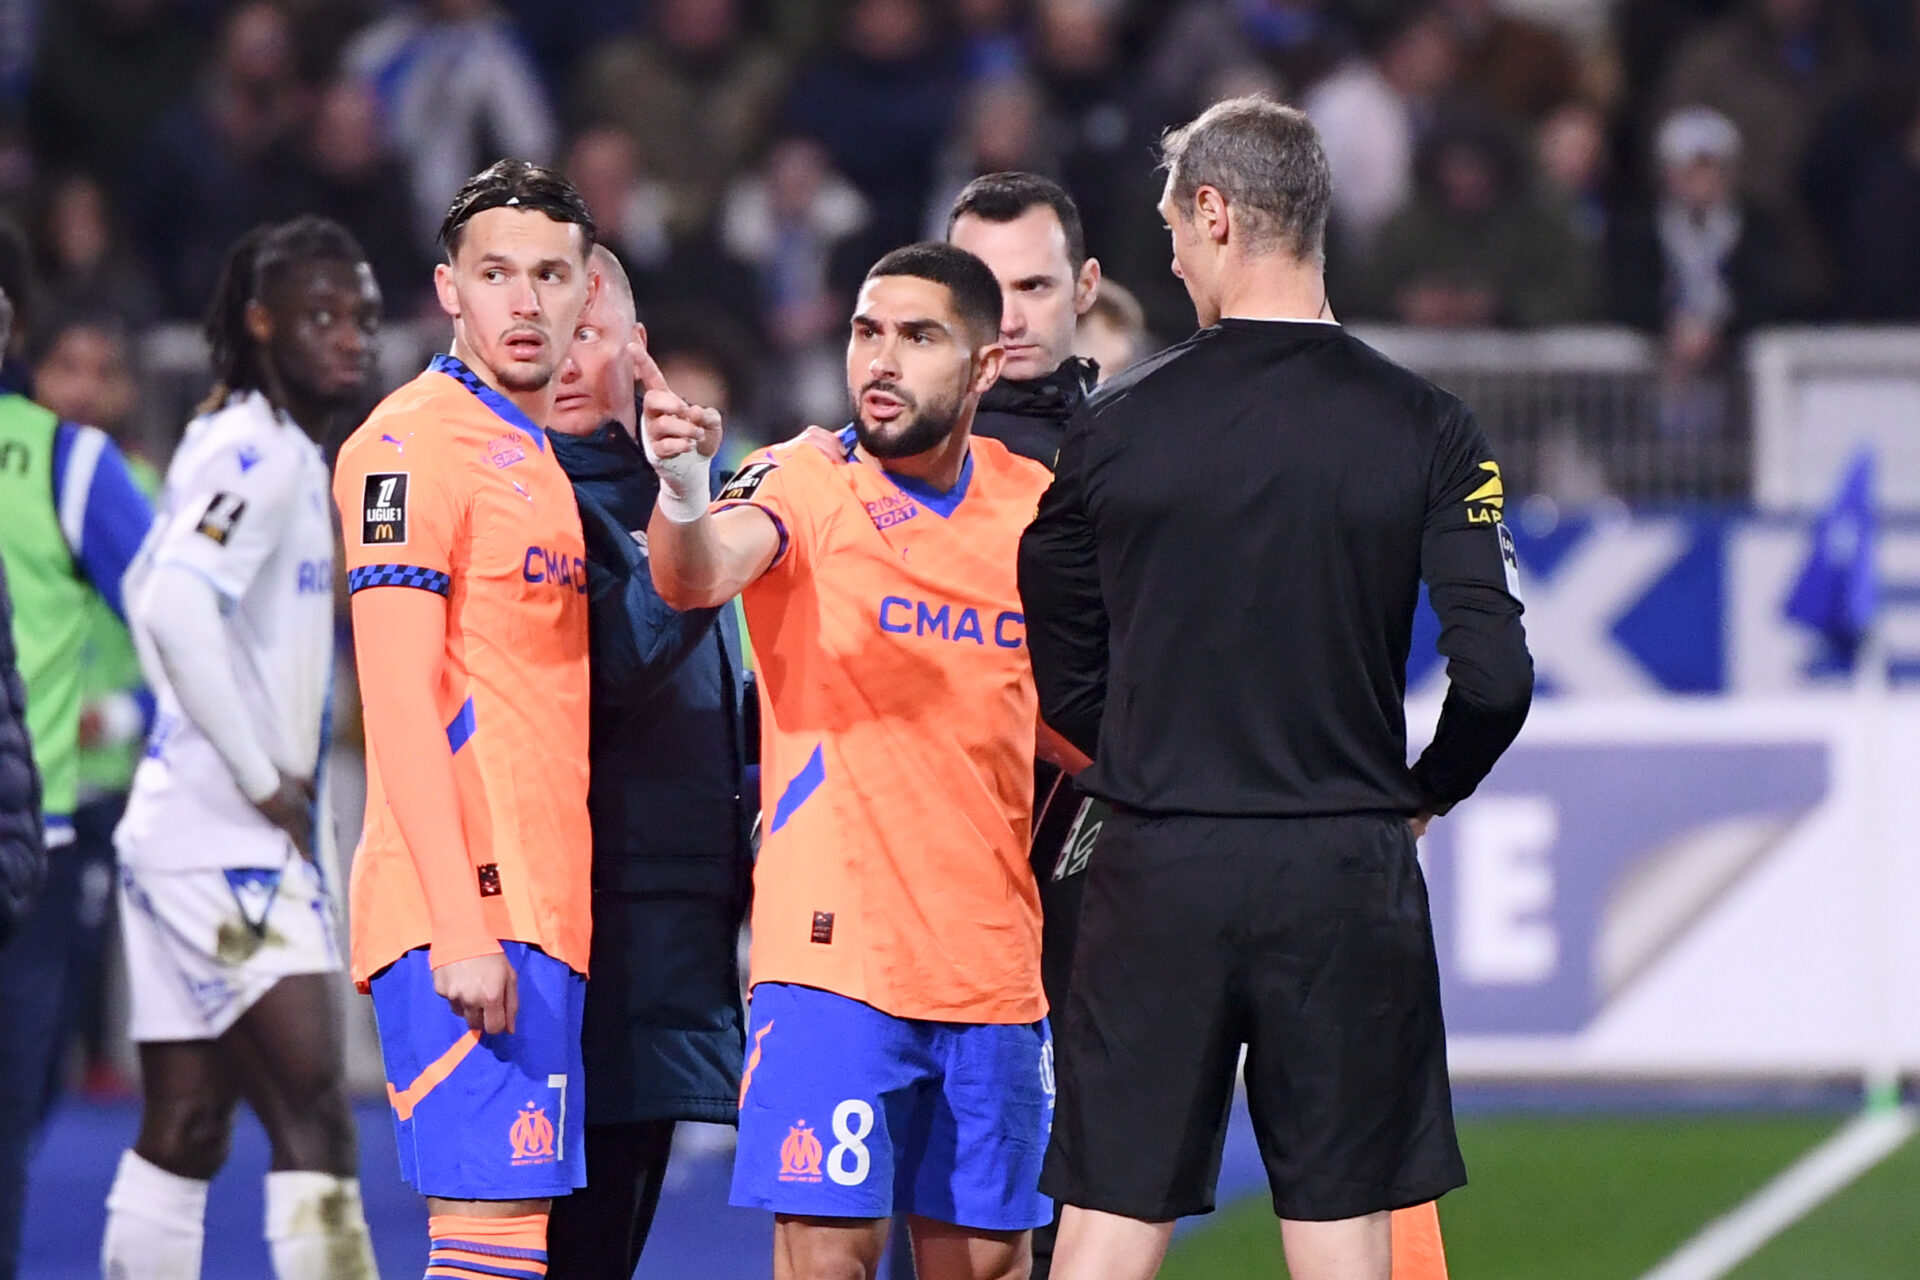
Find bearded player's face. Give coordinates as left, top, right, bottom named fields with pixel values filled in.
left=435, top=206, right=592, bottom=394
left=846, top=275, right=979, bottom=460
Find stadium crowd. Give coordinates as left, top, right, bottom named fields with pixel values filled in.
left=4, top=0, right=1920, bottom=456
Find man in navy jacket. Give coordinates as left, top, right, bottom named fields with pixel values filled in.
left=544, top=246, right=753, bottom=1280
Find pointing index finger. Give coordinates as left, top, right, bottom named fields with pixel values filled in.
left=630, top=340, right=671, bottom=395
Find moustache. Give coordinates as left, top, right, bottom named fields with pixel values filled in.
left=859, top=380, right=917, bottom=408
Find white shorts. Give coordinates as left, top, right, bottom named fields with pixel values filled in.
left=119, top=851, right=343, bottom=1043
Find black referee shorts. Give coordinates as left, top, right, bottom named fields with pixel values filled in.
left=1040, top=809, right=1465, bottom=1223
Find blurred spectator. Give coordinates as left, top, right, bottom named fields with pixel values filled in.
left=274, top=79, right=432, bottom=315
left=784, top=0, right=961, bottom=254
left=0, top=214, right=31, bottom=383
left=955, top=0, right=1030, bottom=82
left=1364, top=110, right=1595, bottom=327
left=122, top=0, right=304, bottom=318
left=1075, top=277, right=1149, bottom=382
left=27, top=0, right=206, bottom=179
left=564, top=125, right=673, bottom=273
left=924, top=77, right=1059, bottom=239
left=722, top=136, right=867, bottom=348
left=346, top=0, right=558, bottom=252
left=33, top=172, right=159, bottom=328
left=278, top=0, right=381, bottom=84
left=1658, top=0, right=1874, bottom=308
left=30, top=313, right=140, bottom=443
left=648, top=319, right=766, bottom=458
left=1536, top=99, right=1611, bottom=244
left=721, top=134, right=867, bottom=425
left=1305, top=7, right=1460, bottom=251
left=1609, top=108, right=1784, bottom=433
left=1439, top=0, right=1582, bottom=122
left=1148, top=0, right=1356, bottom=115
left=565, top=126, right=762, bottom=340
left=572, top=0, right=787, bottom=236
left=1032, top=0, right=1163, bottom=291
left=1833, top=84, right=1920, bottom=319
left=497, top=0, right=640, bottom=93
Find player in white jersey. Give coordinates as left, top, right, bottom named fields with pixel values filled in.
left=105, top=219, right=382, bottom=1280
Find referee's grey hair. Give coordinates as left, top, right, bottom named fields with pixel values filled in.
left=1160, top=95, right=1332, bottom=263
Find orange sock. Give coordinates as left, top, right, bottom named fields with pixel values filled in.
left=1390, top=1201, right=1450, bottom=1280
left=425, top=1213, right=548, bottom=1279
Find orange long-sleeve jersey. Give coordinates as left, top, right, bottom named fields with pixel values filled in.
left=333, top=355, right=592, bottom=987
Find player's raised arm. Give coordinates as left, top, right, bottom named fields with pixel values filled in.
left=638, top=342, right=782, bottom=609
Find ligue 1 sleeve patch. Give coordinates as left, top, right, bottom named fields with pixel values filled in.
left=195, top=492, right=247, bottom=545
left=1498, top=521, right=1522, bottom=601
left=361, top=472, right=409, bottom=545
left=718, top=460, right=776, bottom=503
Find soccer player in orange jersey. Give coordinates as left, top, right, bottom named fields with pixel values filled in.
left=646, top=242, right=1054, bottom=1280
left=331, top=160, right=597, bottom=1280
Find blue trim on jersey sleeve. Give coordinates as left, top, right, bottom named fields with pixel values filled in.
left=428, top=353, right=547, bottom=451
left=769, top=743, right=826, bottom=833
left=347, top=564, right=451, bottom=595
left=54, top=423, right=155, bottom=620
left=445, top=697, right=477, bottom=754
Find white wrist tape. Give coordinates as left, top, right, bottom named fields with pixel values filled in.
left=644, top=433, right=711, bottom=524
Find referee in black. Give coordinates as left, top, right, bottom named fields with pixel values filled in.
left=1018, top=96, right=1533, bottom=1280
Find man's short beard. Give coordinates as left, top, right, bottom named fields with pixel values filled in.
left=853, top=383, right=967, bottom=460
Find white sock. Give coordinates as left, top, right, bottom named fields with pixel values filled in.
left=263, top=1171, right=380, bottom=1280
left=101, top=1150, right=209, bottom=1280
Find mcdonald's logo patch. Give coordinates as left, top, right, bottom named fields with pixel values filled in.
left=362, top=472, right=409, bottom=545
left=509, top=1103, right=556, bottom=1165
left=778, top=1121, right=824, bottom=1182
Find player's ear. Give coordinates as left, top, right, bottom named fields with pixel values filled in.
left=244, top=299, right=273, bottom=345
left=1075, top=257, right=1102, bottom=318
left=1195, top=185, right=1230, bottom=246
left=971, top=339, right=1006, bottom=395
left=432, top=262, right=459, bottom=320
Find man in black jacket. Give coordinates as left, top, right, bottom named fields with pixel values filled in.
left=945, top=172, right=1104, bottom=1280
left=544, top=246, right=753, bottom=1280
left=1019, top=98, right=1533, bottom=1280
left=0, top=560, right=43, bottom=952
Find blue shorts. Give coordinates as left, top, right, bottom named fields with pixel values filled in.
left=730, top=983, right=1053, bottom=1230
left=369, top=942, right=587, bottom=1200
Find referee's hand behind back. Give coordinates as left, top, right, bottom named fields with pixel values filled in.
left=434, top=952, right=518, bottom=1036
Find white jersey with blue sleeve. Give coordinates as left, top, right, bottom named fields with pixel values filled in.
left=118, top=391, right=338, bottom=872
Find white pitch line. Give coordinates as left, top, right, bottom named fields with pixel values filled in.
left=1636, top=1106, right=1919, bottom=1280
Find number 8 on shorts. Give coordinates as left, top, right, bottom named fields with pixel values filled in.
left=731, top=983, right=1054, bottom=1230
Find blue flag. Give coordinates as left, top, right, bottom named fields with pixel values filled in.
left=1784, top=448, right=1877, bottom=666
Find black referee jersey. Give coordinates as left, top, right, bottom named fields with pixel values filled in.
left=1018, top=317, right=1533, bottom=819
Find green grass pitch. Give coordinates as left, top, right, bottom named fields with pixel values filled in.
left=1159, top=1113, right=1918, bottom=1280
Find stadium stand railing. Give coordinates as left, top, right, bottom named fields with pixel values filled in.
left=134, top=322, right=1920, bottom=510
left=1351, top=325, right=1747, bottom=507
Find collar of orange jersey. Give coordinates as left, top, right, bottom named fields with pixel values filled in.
left=428, top=353, right=547, bottom=452
left=834, top=423, right=974, bottom=518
